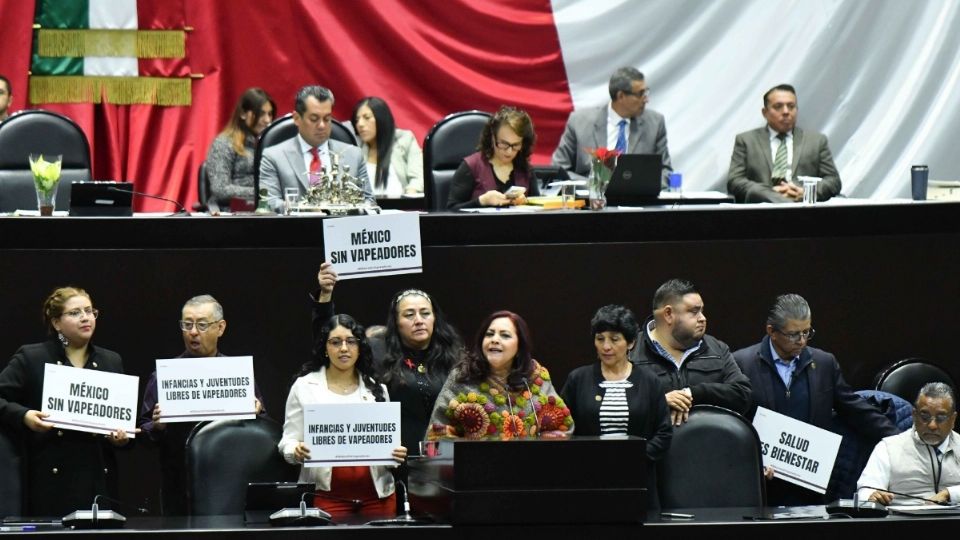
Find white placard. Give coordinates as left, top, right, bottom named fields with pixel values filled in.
left=156, top=356, right=256, bottom=422
left=323, top=212, right=422, bottom=279
left=753, top=406, right=843, bottom=494
left=303, top=402, right=401, bottom=467
left=41, top=364, right=138, bottom=437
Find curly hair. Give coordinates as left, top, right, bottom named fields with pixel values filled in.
left=457, top=310, right=534, bottom=390
left=297, top=314, right=385, bottom=402
left=477, top=106, right=536, bottom=174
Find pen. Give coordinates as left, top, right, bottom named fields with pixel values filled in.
left=660, top=512, right=694, bottom=519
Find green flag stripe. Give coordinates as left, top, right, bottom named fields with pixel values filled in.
left=35, top=0, right=89, bottom=29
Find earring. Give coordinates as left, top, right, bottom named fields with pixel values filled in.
left=57, top=331, right=69, bottom=347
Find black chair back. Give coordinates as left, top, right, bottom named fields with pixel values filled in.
left=874, top=358, right=957, bottom=404
left=423, top=110, right=490, bottom=210
left=0, top=427, right=23, bottom=519
left=0, top=110, right=91, bottom=212
left=193, top=161, right=211, bottom=211
left=185, top=417, right=297, bottom=515
left=330, top=118, right=358, bottom=146
left=658, top=405, right=766, bottom=508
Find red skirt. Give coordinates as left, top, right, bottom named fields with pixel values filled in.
left=313, top=466, right=396, bottom=521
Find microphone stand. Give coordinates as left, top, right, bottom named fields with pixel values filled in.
left=107, top=186, right=190, bottom=216
left=62, top=494, right=146, bottom=529
left=268, top=491, right=331, bottom=527
left=366, top=479, right=433, bottom=526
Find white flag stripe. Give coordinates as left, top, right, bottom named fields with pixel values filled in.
left=85, top=0, right=138, bottom=77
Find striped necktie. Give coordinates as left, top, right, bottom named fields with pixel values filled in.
left=772, top=133, right=788, bottom=179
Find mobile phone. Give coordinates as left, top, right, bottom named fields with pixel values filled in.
left=504, top=186, right=526, bottom=199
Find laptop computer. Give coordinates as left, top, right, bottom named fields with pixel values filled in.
left=244, top=482, right=316, bottom=524
left=69, top=181, right=134, bottom=217
left=604, top=154, right=662, bottom=206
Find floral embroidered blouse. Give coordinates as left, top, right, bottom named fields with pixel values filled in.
left=425, top=360, right=574, bottom=440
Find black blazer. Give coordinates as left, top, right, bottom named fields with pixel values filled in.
left=0, top=339, right=125, bottom=515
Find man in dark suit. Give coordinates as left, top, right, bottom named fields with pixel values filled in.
left=552, top=67, right=672, bottom=186
left=734, top=294, right=897, bottom=505
left=259, top=85, right=373, bottom=212
left=727, top=84, right=841, bottom=203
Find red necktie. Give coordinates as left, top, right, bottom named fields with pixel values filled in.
left=309, top=147, right=321, bottom=174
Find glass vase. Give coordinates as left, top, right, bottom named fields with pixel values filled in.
left=28, top=153, right=63, bottom=216
left=589, top=163, right=611, bottom=211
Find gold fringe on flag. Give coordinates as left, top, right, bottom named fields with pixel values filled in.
left=37, top=29, right=185, bottom=58
left=29, top=76, right=192, bottom=106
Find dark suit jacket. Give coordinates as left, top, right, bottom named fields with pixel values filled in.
left=727, top=126, right=841, bottom=203
left=0, top=340, right=125, bottom=515
left=733, top=336, right=896, bottom=438
left=551, top=105, right=672, bottom=186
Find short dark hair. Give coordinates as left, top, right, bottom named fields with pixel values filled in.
left=917, top=382, right=957, bottom=411
left=591, top=304, right=640, bottom=344
left=766, top=294, right=811, bottom=330
left=763, top=84, right=797, bottom=108
left=477, top=105, right=536, bottom=174
left=609, top=67, right=644, bottom=100
left=652, top=279, right=698, bottom=311
left=295, top=85, right=334, bottom=115
left=458, top=310, right=535, bottom=390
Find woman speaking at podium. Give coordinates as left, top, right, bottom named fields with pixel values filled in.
left=425, top=310, right=573, bottom=440
left=0, top=286, right=131, bottom=516
left=279, top=314, right=407, bottom=519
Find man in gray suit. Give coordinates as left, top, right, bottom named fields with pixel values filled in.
left=552, top=67, right=672, bottom=187
left=727, top=84, right=841, bottom=203
left=259, top=85, right=374, bottom=211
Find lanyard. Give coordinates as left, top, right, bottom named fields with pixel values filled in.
left=925, top=444, right=944, bottom=494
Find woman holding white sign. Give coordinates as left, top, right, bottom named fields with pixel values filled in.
left=425, top=310, right=574, bottom=440
left=279, top=314, right=407, bottom=520
left=0, top=286, right=131, bottom=516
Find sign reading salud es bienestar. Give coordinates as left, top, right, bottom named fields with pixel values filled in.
left=752, top=406, right=843, bottom=493
left=323, top=212, right=422, bottom=279
left=41, top=364, right=139, bottom=437
left=155, top=356, right=257, bottom=422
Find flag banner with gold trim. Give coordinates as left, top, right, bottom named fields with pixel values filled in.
left=30, top=0, right=190, bottom=106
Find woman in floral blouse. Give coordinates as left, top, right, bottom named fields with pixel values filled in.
left=425, top=310, right=573, bottom=440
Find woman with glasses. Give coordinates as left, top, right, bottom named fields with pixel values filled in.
left=561, top=305, right=672, bottom=507
left=446, top=105, right=540, bottom=210
left=425, top=310, right=573, bottom=440
left=279, top=314, right=407, bottom=520
left=0, top=286, right=131, bottom=515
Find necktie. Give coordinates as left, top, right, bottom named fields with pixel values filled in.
left=615, top=119, right=628, bottom=154
left=772, top=133, right=788, bottom=179
left=309, top=147, right=321, bottom=174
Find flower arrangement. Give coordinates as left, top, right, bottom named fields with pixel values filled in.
left=585, top=147, right=621, bottom=209
left=431, top=362, right=573, bottom=440
left=28, top=153, right=63, bottom=215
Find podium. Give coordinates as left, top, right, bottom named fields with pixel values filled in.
left=408, top=436, right=646, bottom=525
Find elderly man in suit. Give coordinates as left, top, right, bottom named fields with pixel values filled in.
left=727, top=84, right=841, bottom=203
left=259, top=85, right=374, bottom=211
left=552, top=67, right=672, bottom=187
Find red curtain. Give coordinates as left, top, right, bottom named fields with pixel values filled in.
left=5, top=0, right=573, bottom=211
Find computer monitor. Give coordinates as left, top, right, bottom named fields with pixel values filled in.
left=68, top=181, right=133, bottom=217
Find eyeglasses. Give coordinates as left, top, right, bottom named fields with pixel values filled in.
left=623, top=88, right=650, bottom=98
left=917, top=411, right=955, bottom=424
left=775, top=328, right=815, bottom=343
left=494, top=139, right=523, bottom=152
left=63, top=307, right=99, bottom=319
left=327, top=337, right=359, bottom=348
left=179, top=320, right=222, bottom=332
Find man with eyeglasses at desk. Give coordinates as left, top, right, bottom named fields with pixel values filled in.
left=551, top=66, right=673, bottom=186
left=137, top=295, right=267, bottom=515
left=857, top=382, right=960, bottom=505
left=733, top=293, right=897, bottom=505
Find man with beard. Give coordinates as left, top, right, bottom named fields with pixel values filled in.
left=734, top=293, right=896, bottom=505
left=857, top=382, right=960, bottom=505
left=137, top=295, right=267, bottom=514
left=630, top=279, right=751, bottom=425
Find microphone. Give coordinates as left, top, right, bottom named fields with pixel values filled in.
left=62, top=494, right=146, bottom=529
left=856, top=485, right=952, bottom=506
left=107, top=186, right=190, bottom=216
left=268, top=490, right=331, bottom=527
left=366, top=478, right=432, bottom=526
left=521, top=377, right=541, bottom=436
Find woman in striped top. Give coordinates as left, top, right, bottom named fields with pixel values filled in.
left=561, top=305, right=672, bottom=507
